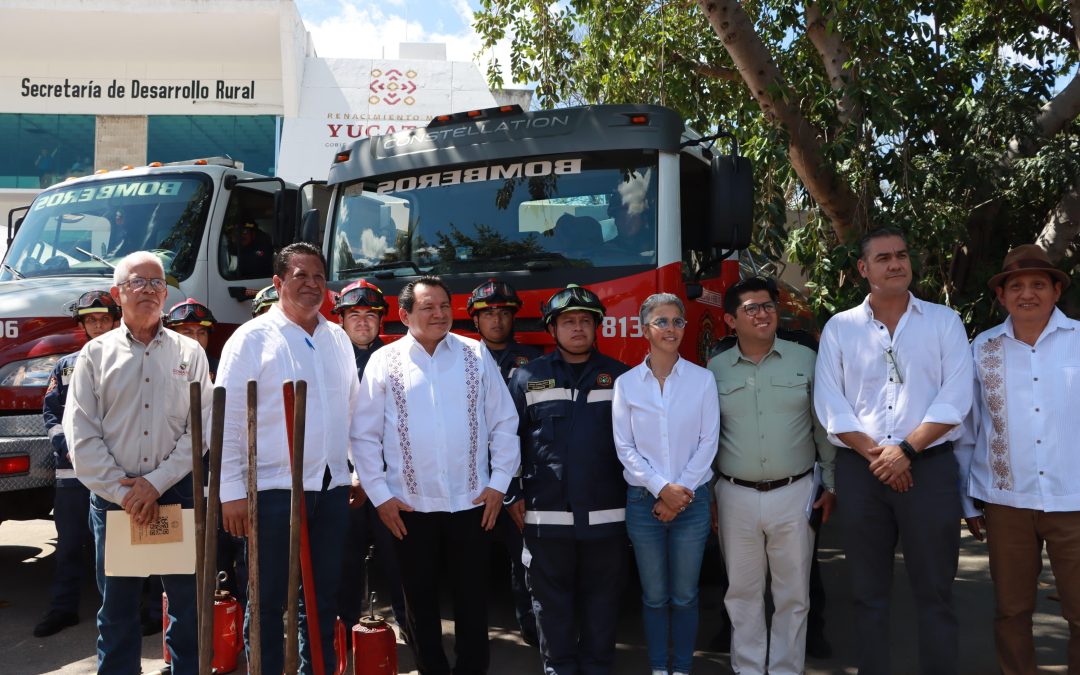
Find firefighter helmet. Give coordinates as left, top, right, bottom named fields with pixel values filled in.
left=71, top=290, right=121, bottom=322
left=466, top=279, right=523, bottom=317
left=251, top=285, right=279, bottom=317
left=333, top=279, right=387, bottom=315
left=541, top=284, right=605, bottom=326
left=164, top=299, right=217, bottom=329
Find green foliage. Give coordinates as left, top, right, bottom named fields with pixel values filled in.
left=474, top=0, right=1080, bottom=332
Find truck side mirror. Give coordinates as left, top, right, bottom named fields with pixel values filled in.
left=299, top=209, right=320, bottom=245
left=709, top=155, right=753, bottom=250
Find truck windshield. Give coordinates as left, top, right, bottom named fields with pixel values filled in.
left=330, top=152, right=658, bottom=279
left=1, top=174, right=212, bottom=282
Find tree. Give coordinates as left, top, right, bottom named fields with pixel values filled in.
left=475, top=0, right=1080, bottom=330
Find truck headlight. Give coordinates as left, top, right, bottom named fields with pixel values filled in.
left=0, top=355, right=64, bottom=387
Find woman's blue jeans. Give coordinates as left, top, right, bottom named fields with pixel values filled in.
left=626, top=483, right=712, bottom=673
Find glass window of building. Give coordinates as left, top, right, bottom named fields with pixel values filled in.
left=0, top=114, right=95, bottom=189
left=147, top=115, right=277, bottom=176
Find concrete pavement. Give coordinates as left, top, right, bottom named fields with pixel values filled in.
left=0, top=516, right=1069, bottom=673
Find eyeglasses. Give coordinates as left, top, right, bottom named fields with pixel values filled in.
left=739, top=301, right=777, bottom=317
left=884, top=347, right=904, bottom=384
left=119, top=277, right=167, bottom=293
left=648, top=317, right=687, bottom=330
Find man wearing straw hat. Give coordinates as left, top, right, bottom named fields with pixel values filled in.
left=957, top=244, right=1079, bottom=674
left=218, top=242, right=360, bottom=675
left=65, top=251, right=212, bottom=674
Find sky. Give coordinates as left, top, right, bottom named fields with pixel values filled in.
left=295, top=0, right=497, bottom=64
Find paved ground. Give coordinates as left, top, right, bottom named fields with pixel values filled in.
left=0, top=515, right=1070, bottom=674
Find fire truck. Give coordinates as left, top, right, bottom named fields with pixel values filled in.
left=322, top=104, right=813, bottom=362
left=0, top=159, right=302, bottom=523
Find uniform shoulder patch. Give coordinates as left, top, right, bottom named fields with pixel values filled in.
left=596, top=373, right=613, bottom=387
left=527, top=378, right=556, bottom=391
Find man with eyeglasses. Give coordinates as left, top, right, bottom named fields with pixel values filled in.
left=34, top=290, right=120, bottom=639
left=814, top=227, right=973, bottom=674
left=217, top=242, right=360, bottom=675
left=64, top=251, right=213, bottom=674
left=467, top=278, right=542, bottom=646
left=707, top=276, right=835, bottom=675
left=506, top=284, right=630, bottom=675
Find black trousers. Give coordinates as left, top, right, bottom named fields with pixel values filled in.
left=394, top=508, right=492, bottom=675
left=524, top=536, right=629, bottom=675
left=836, top=447, right=961, bottom=675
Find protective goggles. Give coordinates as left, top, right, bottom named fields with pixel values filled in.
left=470, top=281, right=521, bottom=311
left=338, top=285, right=386, bottom=312
left=546, top=285, right=603, bottom=314
left=166, top=303, right=214, bottom=327
left=73, top=291, right=119, bottom=317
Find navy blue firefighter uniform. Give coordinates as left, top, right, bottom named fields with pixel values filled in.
left=41, top=353, right=94, bottom=622
left=508, top=349, right=630, bottom=675
left=489, top=339, right=542, bottom=645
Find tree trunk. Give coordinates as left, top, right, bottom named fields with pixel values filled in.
left=1036, top=179, right=1080, bottom=263
left=805, top=2, right=861, bottom=128
left=697, top=0, right=865, bottom=243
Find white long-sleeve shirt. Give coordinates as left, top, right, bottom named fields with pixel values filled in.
left=216, top=305, right=359, bottom=502
left=814, top=293, right=973, bottom=448
left=352, top=331, right=520, bottom=513
left=612, top=356, right=719, bottom=496
left=65, top=322, right=213, bottom=504
left=955, top=309, right=1080, bottom=516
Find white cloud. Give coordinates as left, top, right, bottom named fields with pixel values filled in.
left=301, top=0, right=516, bottom=86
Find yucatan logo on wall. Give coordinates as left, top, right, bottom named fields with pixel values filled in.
left=368, top=68, right=417, bottom=106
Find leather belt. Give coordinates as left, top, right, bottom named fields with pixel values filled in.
left=719, top=468, right=813, bottom=492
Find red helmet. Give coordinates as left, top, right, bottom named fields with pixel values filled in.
left=164, top=298, right=216, bottom=329
left=71, top=290, right=121, bottom=322
left=333, top=279, right=387, bottom=315
left=467, top=279, right=523, bottom=317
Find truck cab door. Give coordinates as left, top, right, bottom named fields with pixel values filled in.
left=204, top=181, right=282, bottom=341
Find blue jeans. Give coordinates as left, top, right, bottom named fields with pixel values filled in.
left=244, top=486, right=349, bottom=675
left=89, top=474, right=197, bottom=675
left=626, top=483, right=712, bottom=673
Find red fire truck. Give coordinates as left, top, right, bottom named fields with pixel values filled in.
left=320, top=104, right=813, bottom=362
left=0, top=159, right=299, bottom=522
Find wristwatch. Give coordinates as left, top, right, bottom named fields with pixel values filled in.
left=899, top=439, right=919, bottom=462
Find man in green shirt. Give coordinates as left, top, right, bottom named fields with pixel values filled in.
left=708, top=276, right=836, bottom=675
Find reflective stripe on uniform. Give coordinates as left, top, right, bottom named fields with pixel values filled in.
left=525, top=387, right=575, bottom=407
left=588, top=508, right=626, bottom=525
left=586, top=389, right=614, bottom=403
left=47, top=424, right=64, bottom=440
left=55, top=469, right=77, bottom=479
left=524, top=510, right=575, bottom=526
left=524, top=507, right=627, bottom=526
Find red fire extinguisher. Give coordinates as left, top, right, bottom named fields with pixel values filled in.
left=162, top=572, right=244, bottom=673
left=352, top=546, right=397, bottom=675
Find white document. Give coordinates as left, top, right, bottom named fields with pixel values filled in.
left=805, top=462, right=823, bottom=522
left=104, top=509, right=197, bottom=577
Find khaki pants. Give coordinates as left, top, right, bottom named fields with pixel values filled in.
left=984, top=503, right=1080, bottom=674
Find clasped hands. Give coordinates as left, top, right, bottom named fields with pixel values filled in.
left=865, top=443, right=913, bottom=492
left=119, top=476, right=161, bottom=526
left=652, top=483, right=694, bottom=523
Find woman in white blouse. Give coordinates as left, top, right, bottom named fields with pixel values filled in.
left=612, top=293, right=720, bottom=675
